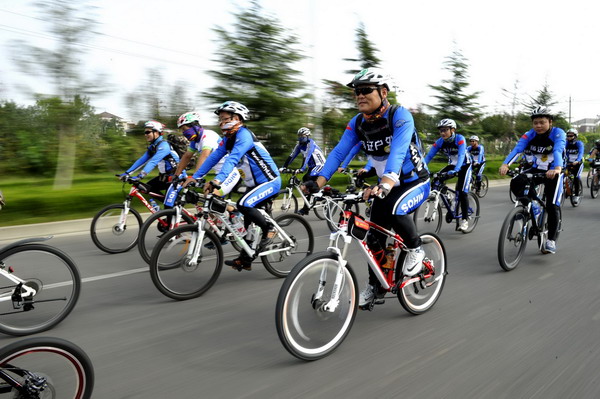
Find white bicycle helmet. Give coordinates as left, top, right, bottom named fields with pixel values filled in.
left=566, top=128, right=578, bottom=137
left=346, top=68, right=392, bottom=90
left=214, top=101, right=250, bottom=121
left=297, top=127, right=311, bottom=137
left=469, top=135, right=480, bottom=142
left=144, top=120, right=165, bottom=133
left=530, top=106, right=553, bottom=120
left=437, top=118, right=457, bottom=129
left=177, top=111, right=202, bottom=128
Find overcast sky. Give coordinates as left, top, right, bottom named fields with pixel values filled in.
left=1, top=0, right=599, bottom=124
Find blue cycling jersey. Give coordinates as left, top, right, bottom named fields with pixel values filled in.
left=425, top=134, right=470, bottom=173
left=126, top=136, right=180, bottom=176
left=468, top=144, right=485, bottom=164
left=320, top=105, right=427, bottom=185
left=194, top=126, right=279, bottom=187
left=504, top=127, right=566, bottom=170
left=283, top=138, right=326, bottom=171
left=565, top=140, right=584, bottom=163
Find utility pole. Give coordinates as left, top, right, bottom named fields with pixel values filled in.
left=568, top=96, right=572, bottom=124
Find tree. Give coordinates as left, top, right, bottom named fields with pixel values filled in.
left=11, top=0, right=107, bottom=189
left=427, top=47, right=482, bottom=134
left=203, top=1, right=308, bottom=157
left=343, top=22, right=382, bottom=75
left=524, top=82, right=558, bottom=114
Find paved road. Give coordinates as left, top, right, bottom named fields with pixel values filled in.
left=1, top=183, right=599, bottom=398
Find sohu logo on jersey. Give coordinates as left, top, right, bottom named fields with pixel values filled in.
left=400, top=191, right=425, bottom=213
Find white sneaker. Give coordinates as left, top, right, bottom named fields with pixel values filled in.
left=358, top=284, right=375, bottom=306
left=403, top=247, right=425, bottom=277
left=458, top=219, right=469, bottom=231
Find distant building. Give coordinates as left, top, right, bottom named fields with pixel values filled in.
left=97, top=112, right=136, bottom=132
left=572, top=118, right=599, bottom=133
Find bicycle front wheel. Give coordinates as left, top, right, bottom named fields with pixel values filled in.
left=0, top=244, right=81, bottom=336
left=591, top=174, right=600, bottom=198
left=261, top=214, right=314, bottom=278
left=459, top=192, right=480, bottom=234
left=138, top=209, right=195, bottom=264
left=413, top=196, right=442, bottom=234
left=275, top=252, right=358, bottom=361
left=476, top=175, right=489, bottom=198
left=149, top=225, right=223, bottom=300
left=0, top=336, right=94, bottom=399
left=498, top=206, right=529, bottom=271
left=273, top=190, right=298, bottom=214
left=586, top=169, right=592, bottom=188
left=397, top=233, right=447, bottom=314
left=90, top=204, right=142, bottom=253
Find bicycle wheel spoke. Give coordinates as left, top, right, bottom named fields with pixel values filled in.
left=90, top=205, right=141, bottom=253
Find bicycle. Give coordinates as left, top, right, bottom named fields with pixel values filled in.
left=562, top=166, right=583, bottom=207
left=275, top=193, right=447, bottom=360
left=90, top=176, right=168, bottom=254
left=470, top=172, right=489, bottom=198
left=0, top=236, right=81, bottom=336
left=0, top=336, right=94, bottom=398
left=497, top=170, right=563, bottom=271
left=274, top=169, right=327, bottom=218
left=589, top=160, right=600, bottom=199
left=149, top=188, right=315, bottom=300
left=413, top=172, right=480, bottom=234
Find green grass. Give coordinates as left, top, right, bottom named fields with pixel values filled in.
left=0, top=155, right=550, bottom=227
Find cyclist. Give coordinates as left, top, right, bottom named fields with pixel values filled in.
left=424, top=118, right=473, bottom=232
left=564, top=128, right=584, bottom=195
left=468, top=135, right=486, bottom=194
left=337, top=142, right=377, bottom=178
left=279, top=127, right=326, bottom=215
left=587, top=139, right=600, bottom=163
left=304, top=68, right=430, bottom=307
left=499, top=106, right=566, bottom=254
left=191, top=101, right=281, bottom=271
left=176, top=111, right=240, bottom=196
left=118, top=120, right=180, bottom=199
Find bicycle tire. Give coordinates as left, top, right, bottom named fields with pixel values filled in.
left=476, top=174, right=489, bottom=198
left=591, top=174, right=600, bottom=199
left=497, top=206, right=529, bottom=271
left=138, top=209, right=195, bottom=264
left=586, top=169, right=592, bottom=188
left=538, top=206, right=562, bottom=253
left=0, top=336, right=94, bottom=399
left=275, top=251, right=358, bottom=361
left=274, top=190, right=298, bottom=214
left=0, top=244, right=81, bottom=336
left=312, top=201, right=327, bottom=220
left=396, top=233, right=447, bottom=315
left=458, top=192, right=480, bottom=234
left=570, top=177, right=582, bottom=207
left=90, top=204, right=142, bottom=253
left=413, top=195, right=442, bottom=234
left=261, top=214, right=314, bottom=278
left=149, top=225, right=223, bottom=300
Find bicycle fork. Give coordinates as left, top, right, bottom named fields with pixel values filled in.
left=314, top=235, right=352, bottom=313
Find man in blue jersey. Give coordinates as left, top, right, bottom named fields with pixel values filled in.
left=119, top=120, right=181, bottom=199
left=499, top=107, right=566, bottom=254
left=468, top=135, right=485, bottom=194
left=305, top=68, right=430, bottom=308
left=424, top=119, right=473, bottom=232
left=191, top=101, right=281, bottom=271
left=280, top=127, right=326, bottom=215
left=564, top=128, right=584, bottom=199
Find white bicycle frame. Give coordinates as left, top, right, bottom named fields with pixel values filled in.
left=0, top=268, right=37, bottom=309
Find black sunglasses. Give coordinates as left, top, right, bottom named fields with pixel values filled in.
left=144, top=131, right=154, bottom=135
left=567, top=135, right=575, bottom=138
left=354, top=87, right=378, bottom=96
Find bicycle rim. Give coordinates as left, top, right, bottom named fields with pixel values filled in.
left=274, top=190, right=298, bottom=214
left=461, top=193, right=480, bottom=234
left=261, top=214, right=314, bottom=278
left=0, top=336, right=94, bottom=399
left=477, top=175, right=489, bottom=197
left=150, top=226, right=223, bottom=300
left=275, top=253, right=357, bottom=361
left=413, top=197, right=442, bottom=234
left=90, top=204, right=142, bottom=253
left=397, top=233, right=447, bottom=314
left=591, top=175, right=599, bottom=198
left=0, top=245, right=81, bottom=336
left=498, top=207, right=528, bottom=271
left=138, top=209, right=195, bottom=265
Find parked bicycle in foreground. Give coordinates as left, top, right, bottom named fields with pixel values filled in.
left=275, top=192, right=447, bottom=360
left=149, top=186, right=314, bottom=300
left=0, top=336, right=94, bottom=398
left=0, top=236, right=81, bottom=336
left=497, top=170, right=562, bottom=271
left=413, top=172, right=480, bottom=234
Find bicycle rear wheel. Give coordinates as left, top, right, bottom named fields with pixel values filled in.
left=498, top=206, right=529, bottom=271
left=396, top=233, right=447, bottom=314
left=138, top=209, right=195, bottom=264
left=261, top=214, right=314, bottom=278
left=476, top=174, right=489, bottom=198
left=149, top=225, right=223, bottom=300
left=0, top=244, right=81, bottom=336
left=90, top=204, right=142, bottom=253
left=0, top=336, right=94, bottom=399
left=275, top=252, right=358, bottom=361
left=413, top=196, right=442, bottom=234
left=586, top=169, right=592, bottom=188
left=312, top=200, right=327, bottom=220
left=273, top=190, right=298, bottom=214
left=591, top=174, right=600, bottom=198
